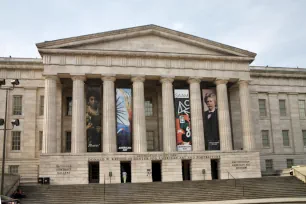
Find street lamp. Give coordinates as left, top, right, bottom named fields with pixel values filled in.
left=0, top=79, right=20, bottom=195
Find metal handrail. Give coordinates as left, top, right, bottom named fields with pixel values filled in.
left=5, top=174, right=20, bottom=196
left=226, top=170, right=236, bottom=187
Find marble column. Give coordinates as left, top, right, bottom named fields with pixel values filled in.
left=71, top=75, right=86, bottom=153
left=160, top=77, right=176, bottom=152
left=215, top=79, right=233, bottom=151
left=102, top=75, right=116, bottom=153
left=42, top=75, right=58, bottom=154
left=188, top=77, right=205, bottom=151
left=239, top=80, right=255, bottom=151
left=132, top=76, right=147, bottom=152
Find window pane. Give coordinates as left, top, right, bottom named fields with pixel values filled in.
left=67, top=97, right=72, bottom=116
left=145, top=98, right=153, bottom=117
left=299, top=100, right=306, bottom=118
left=147, top=131, right=154, bottom=151
left=39, top=131, right=43, bottom=151
left=265, top=159, right=273, bottom=171
left=66, top=132, right=71, bottom=152
left=40, top=96, right=44, bottom=115
left=259, top=99, right=267, bottom=116
left=303, top=130, right=306, bottom=147
left=9, top=165, right=19, bottom=174
left=279, top=100, right=286, bottom=116
left=13, top=96, right=22, bottom=115
left=261, top=130, right=270, bottom=147
left=287, top=159, right=294, bottom=168
left=282, top=130, right=290, bottom=146
left=12, top=131, right=21, bottom=150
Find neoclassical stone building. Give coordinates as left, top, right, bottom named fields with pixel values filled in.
left=0, top=25, right=305, bottom=184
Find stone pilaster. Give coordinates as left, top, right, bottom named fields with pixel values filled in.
left=102, top=75, right=116, bottom=153
left=71, top=75, right=86, bottom=153
left=215, top=79, right=232, bottom=151
left=160, top=77, right=176, bottom=152
left=239, top=80, right=255, bottom=151
left=43, top=75, right=58, bottom=153
left=188, top=77, right=205, bottom=151
left=132, top=76, right=147, bottom=153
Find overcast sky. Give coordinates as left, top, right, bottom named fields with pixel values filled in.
left=1, top=0, right=305, bottom=67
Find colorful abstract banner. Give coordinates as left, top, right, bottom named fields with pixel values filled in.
left=174, top=89, right=192, bottom=151
left=86, top=86, right=102, bottom=152
left=116, top=88, right=132, bottom=152
left=202, top=89, right=220, bottom=150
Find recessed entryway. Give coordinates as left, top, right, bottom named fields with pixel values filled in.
left=88, top=162, right=99, bottom=183
left=120, top=161, right=131, bottom=183
left=182, top=160, right=191, bottom=181
left=211, top=159, right=219, bottom=180
left=152, top=160, right=162, bottom=182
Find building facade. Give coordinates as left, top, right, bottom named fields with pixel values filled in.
left=0, top=25, right=305, bottom=184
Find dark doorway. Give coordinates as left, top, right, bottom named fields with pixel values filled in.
left=211, top=159, right=219, bottom=180
left=152, top=161, right=162, bottom=182
left=182, top=160, right=191, bottom=181
left=120, top=161, right=131, bottom=183
left=89, top=162, right=99, bottom=183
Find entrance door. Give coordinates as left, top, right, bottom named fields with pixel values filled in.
left=211, top=159, right=219, bottom=180
left=120, top=161, right=131, bottom=183
left=152, top=161, right=162, bottom=182
left=89, top=162, right=99, bottom=183
left=182, top=160, right=191, bottom=181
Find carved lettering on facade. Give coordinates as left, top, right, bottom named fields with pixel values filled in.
left=231, top=161, right=250, bottom=169
left=56, top=164, right=72, bottom=175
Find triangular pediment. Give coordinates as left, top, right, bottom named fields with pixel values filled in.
left=36, top=25, right=256, bottom=59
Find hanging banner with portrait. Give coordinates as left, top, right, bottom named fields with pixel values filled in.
left=202, top=88, right=220, bottom=150
left=86, top=86, right=102, bottom=152
left=174, top=89, right=192, bottom=152
left=116, top=88, right=132, bottom=152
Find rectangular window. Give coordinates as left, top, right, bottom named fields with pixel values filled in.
left=12, top=131, right=21, bottom=150
left=282, top=130, right=290, bottom=146
left=303, top=130, right=306, bottom=147
left=299, top=100, right=306, bottom=119
left=9, top=165, right=19, bottom=174
left=279, top=100, right=286, bottom=116
left=145, top=98, right=153, bottom=117
left=287, top=159, right=294, bottom=168
left=40, top=96, right=44, bottom=115
left=13, top=95, right=22, bottom=115
left=259, top=99, right=267, bottom=117
left=261, top=130, right=270, bottom=148
left=39, top=131, right=43, bottom=151
left=265, top=159, right=273, bottom=171
left=67, top=97, right=72, bottom=116
left=65, top=132, right=71, bottom=152
left=147, top=131, right=154, bottom=151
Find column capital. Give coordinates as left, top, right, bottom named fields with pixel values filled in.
left=187, top=77, right=202, bottom=84
left=160, top=76, right=174, bottom=84
left=71, top=74, right=86, bottom=81
left=44, top=75, right=58, bottom=81
left=238, top=80, right=251, bottom=86
left=215, top=78, right=229, bottom=85
left=131, top=75, right=145, bottom=82
left=102, top=75, right=116, bottom=82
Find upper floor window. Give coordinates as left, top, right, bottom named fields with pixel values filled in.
left=65, top=132, right=71, bottom=152
left=282, top=130, right=290, bottom=147
left=13, top=95, right=22, bottom=115
left=67, top=97, right=72, bottom=116
left=147, top=131, right=154, bottom=151
left=287, top=159, right=294, bottom=168
left=9, top=165, right=19, bottom=174
left=145, top=98, right=153, bottom=117
left=39, top=131, right=43, bottom=151
left=265, top=159, right=273, bottom=171
left=259, top=99, right=267, bottom=117
left=279, top=100, right=286, bottom=116
left=298, top=100, right=306, bottom=119
left=12, top=131, right=21, bottom=151
left=40, top=96, right=44, bottom=115
left=261, top=130, right=270, bottom=148
left=303, top=130, right=306, bottom=147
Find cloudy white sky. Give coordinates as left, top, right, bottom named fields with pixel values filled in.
left=1, top=0, right=305, bottom=67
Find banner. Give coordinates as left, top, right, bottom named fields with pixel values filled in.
left=116, top=88, right=132, bottom=152
left=174, top=89, right=192, bottom=151
left=202, top=89, right=220, bottom=150
left=86, top=86, right=102, bottom=152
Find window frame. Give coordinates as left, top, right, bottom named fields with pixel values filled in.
left=13, top=95, right=22, bottom=116
left=66, top=97, right=72, bottom=116
left=65, top=131, right=71, bottom=152
left=282, top=130, right=290, bottom=147
left=9, top=165, right=19, bottom=175
left=144, top=97, right=153, bottom=117
left=146, top=131, right=155, bottom=151
left=298, top=100, right=306, bottom=119
left=279, top=99, right=286, bottom=116
left=11, top=131, right=21, bottom=151
left=265, top=159, right=273, bottom=171
left=259, top=99, right=267, bottom=117
left=302, top=130, right=306, bottom=147
left=286, top=159, right=294, bottom=168
left=40, top=95, right=44, bottom=116
left=261, top=130, right=270, bottom=148
left=39, top=131, right=43, bottom=151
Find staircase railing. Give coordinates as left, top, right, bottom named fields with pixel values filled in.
left=293, top=168, right=306, bottom=183
left=226, top=170, right=236, bottom=187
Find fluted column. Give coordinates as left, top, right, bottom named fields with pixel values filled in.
left=160, top=77, right=176, bottom=152
left=43, top=75, right=58, bottom=154
left=239, top=80, right=255, bottom=151
left=188, top=77, right=205, bottom=151
left=102, top=75, right=116, bottom=152
left=215, top=79, right=232, bottom=151
left=71, top=75, right=86, bottom=153
left=132, top=76, right=147, bottom=152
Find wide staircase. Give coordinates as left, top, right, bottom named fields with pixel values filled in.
left=19, top=177, right=306, bottom=204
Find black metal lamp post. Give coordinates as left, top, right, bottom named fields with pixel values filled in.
left=0, top=79, right=20, bottom=195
